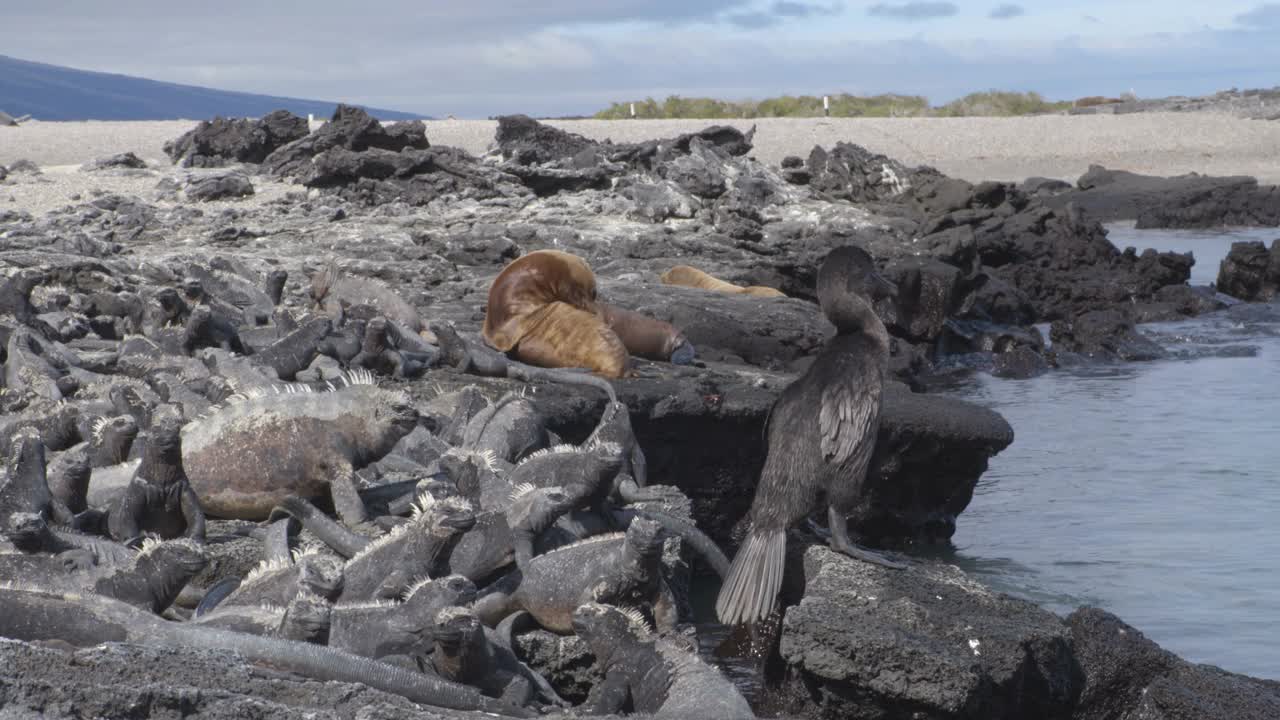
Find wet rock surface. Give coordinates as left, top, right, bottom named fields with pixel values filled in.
left=1216, top=239, right=1280, bottom=301
left=1038, top=164, right=1280, bottom=229
left=777, top=548, right=1280, bottom=720
left=0, top=107, right=1273, bottom=719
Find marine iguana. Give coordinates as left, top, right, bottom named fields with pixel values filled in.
left=0, top=427, right=76, bottom=528
left=0, top=535, right=205, bottom=613
left=194, top=589, right=332, bottom=644
left=460, top=392, right=551, bottom=464
left=181, top=371, right=418, bottom=523
left=1, top=511, right=134, bottom=568
left=250, top=316, right=333, bottom=380
left=352, top=315, right=429, bottom=378
left=472, top=517, right=677, bottom=634
left=0, top=399, right=84, bottom=459
left=184, top=263, right=280, bottom=326
left=339, top=494, right=475, bottom=601
left=218, top=544, right=344, bottom=608
left=106, top=413, right=206, bottom=543
left=328, top=574, right=476, bottom=662
left=431, top=604, right=567, bottom=709
left=311, top=261, right=433, bottom=343
left=573, top=602, right=755, bottom=719
left=0, top=584, right=533, bottom=717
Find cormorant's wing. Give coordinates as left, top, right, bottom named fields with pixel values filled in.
left=819, top=377, right=880, bottom=465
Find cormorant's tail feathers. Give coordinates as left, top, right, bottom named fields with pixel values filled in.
left=715, top=529, right=786, bottom=626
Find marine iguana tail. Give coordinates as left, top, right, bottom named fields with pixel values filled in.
left=269, top=496, right=371, bottom=558
left=0, top=585, right=533, bottom=717
left=431, top=321, right=619, bottom=403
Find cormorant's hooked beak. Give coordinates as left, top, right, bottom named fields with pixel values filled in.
left=869, top=271, right=898, bottom=301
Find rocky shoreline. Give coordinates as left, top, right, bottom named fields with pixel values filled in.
left=0, top=106, right=1276, bottom=718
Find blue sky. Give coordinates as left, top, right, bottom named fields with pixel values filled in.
left=1, top=1, right=1278, bottom=117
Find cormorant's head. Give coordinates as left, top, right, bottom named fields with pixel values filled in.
left=817, top=245, right=896, bottom=329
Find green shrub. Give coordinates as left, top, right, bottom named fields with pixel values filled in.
left=592, top=91, right=1084, bottom=119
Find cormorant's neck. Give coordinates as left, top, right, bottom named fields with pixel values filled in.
left=832, top=298, right=890, bottom=352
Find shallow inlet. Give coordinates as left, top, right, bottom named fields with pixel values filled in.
left=945, top=225, right=1280, bottom=680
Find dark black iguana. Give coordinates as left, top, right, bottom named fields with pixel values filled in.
left=572, top=601, right=755, bottom=719
left=472, top=516, right=677, bottom=634
left=337, top=493, right=475, bottom=602
left=328, top=573, right=476, bottom=662
left=107, top=412, right=206, bottom=543
left=431, top=604, right=567, bottom=710
left=0, top=535, right=206, bottom=613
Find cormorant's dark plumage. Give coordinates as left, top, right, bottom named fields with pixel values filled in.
left=716, top=245, right=904, bottom=626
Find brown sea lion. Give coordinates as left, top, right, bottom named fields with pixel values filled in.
left=660, top=265, right=786, bottom=298
left=482, top=250, right=693, bottom=378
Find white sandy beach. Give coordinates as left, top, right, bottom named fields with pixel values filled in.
left=2, top=113, right=1279, bottom=194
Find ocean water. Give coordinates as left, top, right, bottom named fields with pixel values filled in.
left=944, top=224, right=1280, bottom=679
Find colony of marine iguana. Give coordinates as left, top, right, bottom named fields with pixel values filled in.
left=0, top=189, right=923, bottom=720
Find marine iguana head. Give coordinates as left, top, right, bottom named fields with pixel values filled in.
left=280, top=590, right=332, bottom=644
left=817, top=245, right=897, bottom=333
left=92, top=415, right=139, bottom=464
left=297, top=553, right=345, bottom=602
left=181, top=278, right=205, bottom=304
left=154, top=288, right=188, bottom=325
left=431, top=605, right=484, bottom=656
left=414, top=494, right=477, bottom=537
left=139, top=412, right=186, bottom=485
left=1, top=511, right=49, bottom=552
left=572, top=602, right=652, bottom=661
left=623, top=516, right=665, bottom=560
left=361, top=390, right=419, bottom=457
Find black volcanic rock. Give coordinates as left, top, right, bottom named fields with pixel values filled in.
left=163, top=109, right=309, bottom=168
left=181, top=170, right=255, bottom=202
left=1050, top=308, right=1166, bottom=361
left=494, top=114, right=597, bottom=165
left=1067, top=608, right=1280, bottom=720
left=264, top=105, right=428, bottom=178
left=780, top=547, right=1078, bottom=720
left=1037, top=165, right=1280, bottom=228
left=80, top=152, right=147, bottom=172
left=1216, top=239, right=1280, bottom=301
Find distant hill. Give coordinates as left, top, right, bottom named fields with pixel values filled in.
left=0, top=55, right=425, bottom=121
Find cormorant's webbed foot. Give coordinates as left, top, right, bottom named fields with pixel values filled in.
left=827, top=506, right=908, bottom=570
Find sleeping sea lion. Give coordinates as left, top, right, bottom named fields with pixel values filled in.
left=482, top=250, right=692, bottom=378
left=660, top=265, right=786, bottom=298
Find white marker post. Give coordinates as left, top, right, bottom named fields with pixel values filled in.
left=308, top=113, right=314, bottom=124
left=630, top=102, right=636, bottom=119
left=823, top=95, right=830, bottom=117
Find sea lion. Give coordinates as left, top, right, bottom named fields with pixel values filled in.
left=660, top=265, right=786, bottom=298
left=482, top=250, right=692, bottom=378
left=716, top=246, right=906, bottom=627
